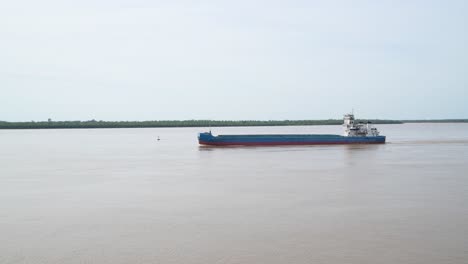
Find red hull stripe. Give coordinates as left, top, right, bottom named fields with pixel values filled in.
left=198, top=140, right=385, bottom=146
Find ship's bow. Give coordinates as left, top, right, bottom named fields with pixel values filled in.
left=198, top=132, right=214, bottom=145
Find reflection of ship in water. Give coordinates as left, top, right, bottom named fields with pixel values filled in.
left=344, top=143, right=383, bottom=168
left=198, top=114, right=386, bottom=146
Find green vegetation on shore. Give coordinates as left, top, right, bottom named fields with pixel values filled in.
left=0, top=119, right=466, bottom=129
left=401, top=119, right=468, bottom=123
left=0, top=119, right=439, bottom=129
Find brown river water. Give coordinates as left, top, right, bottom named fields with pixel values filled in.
left=1, top=123, right=467, bottom=264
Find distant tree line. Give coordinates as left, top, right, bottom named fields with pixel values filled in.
left=0, top=119, right=408, bottom=129
left=401, top=119, right=468, bottom=123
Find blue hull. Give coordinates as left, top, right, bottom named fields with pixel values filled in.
left=198, top=133, right=386, bottom=146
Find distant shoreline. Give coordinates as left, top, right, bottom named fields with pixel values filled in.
left=0, top=119, right=467, bottom=129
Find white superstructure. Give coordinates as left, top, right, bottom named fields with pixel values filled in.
left=343, top=114, right=381, bottom=137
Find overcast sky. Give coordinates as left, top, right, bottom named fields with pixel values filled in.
left=1, top=0, right=467, bottom=121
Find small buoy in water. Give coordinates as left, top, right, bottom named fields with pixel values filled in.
left=157, top=136, right=160, bottom=141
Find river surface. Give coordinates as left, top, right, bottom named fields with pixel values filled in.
left=1, top=123, right=467, bottom=264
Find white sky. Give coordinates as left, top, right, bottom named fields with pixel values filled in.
left=1, top=0, right=467, bottom=121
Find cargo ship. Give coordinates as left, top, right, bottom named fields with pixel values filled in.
left=198, top=114, right=386, bottom=146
